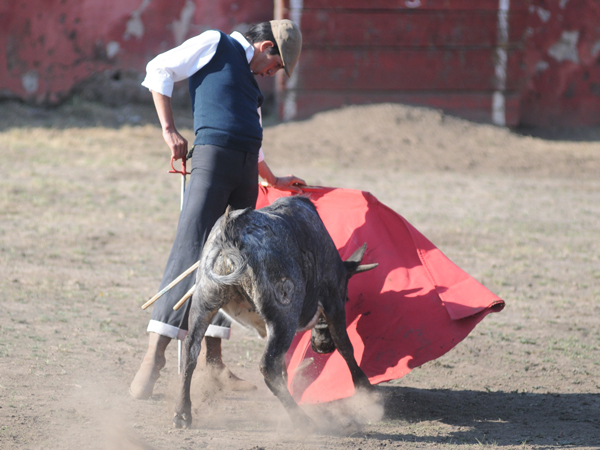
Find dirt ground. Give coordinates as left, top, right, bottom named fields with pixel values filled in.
left=1, top=100, right=599, bottom=450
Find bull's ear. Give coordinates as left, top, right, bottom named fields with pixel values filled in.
left=343, top=244, right=378, bottom=277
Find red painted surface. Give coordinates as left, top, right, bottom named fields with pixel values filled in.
left=276, top=0, right=528, bottom=126
left=301, top=0, right=514, bottom=11
left=0, top=0, right=273, bottom=103
left=520, top=0, right=600, bottom=127
left=2, top=0, right=600, bottom=126
left=300, top=10, right=529, bottom=47
left=276, top=0, right=600, bottom=127
left=298, top=48, right=524, bottom=91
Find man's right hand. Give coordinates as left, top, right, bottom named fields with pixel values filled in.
left=151, top=90, right=188, bottom=160
left=163, top=128, right=188, bottom=161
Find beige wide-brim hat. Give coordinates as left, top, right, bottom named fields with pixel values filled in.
left=270, top=19, right=302, bottom=78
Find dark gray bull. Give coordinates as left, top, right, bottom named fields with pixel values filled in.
left=174, top=196, right=377, bottom=429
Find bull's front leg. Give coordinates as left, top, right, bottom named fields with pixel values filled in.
left=260, top=320, right=314, bottom=429
left=173, top=307, right=217, bottom=429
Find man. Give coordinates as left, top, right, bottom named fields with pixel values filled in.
left=130, top=20, right=305, bottom=399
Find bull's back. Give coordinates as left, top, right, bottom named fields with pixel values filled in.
left=242, top=197, right=339, bottom=273
left=207, top=197, right=345, bottom=331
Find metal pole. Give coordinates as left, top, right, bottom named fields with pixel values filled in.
left=178, top=162, right=187, bottom=375
left=169, top=155, right=189, bottom=375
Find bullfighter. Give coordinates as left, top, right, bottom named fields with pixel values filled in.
left=130, top=19, right=305, bottom=399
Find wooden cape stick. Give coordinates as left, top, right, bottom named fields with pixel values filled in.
left=141, top=261, right=199, bottom=310
left=173, top=283, right=196, bottom=311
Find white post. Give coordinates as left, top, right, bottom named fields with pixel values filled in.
left=493, top=0, right=510, bottom=126
left=282, top=0, right=304, bottom=122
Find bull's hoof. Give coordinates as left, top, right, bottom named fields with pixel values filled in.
left=173, top=412, right=191, bottom=429
left=357, top=377, right=376, bottom=392
left=360, top=383, right=377, bottom=396
left=291, top=411, right=316, bottom=437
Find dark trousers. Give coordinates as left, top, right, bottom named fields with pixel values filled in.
left=148, top=144, right=259, bottom=340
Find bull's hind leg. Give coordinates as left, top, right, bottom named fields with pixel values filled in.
left=325, top=304, right=373, bottom=391
left=173, top=307, right=217, bottom=429
left=260, top=321, right=313, bottom=428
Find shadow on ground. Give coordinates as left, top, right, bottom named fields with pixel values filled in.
left=513, top=125, right=600, bottom=142
left=5, top=98, right=600, bottom=145
left=0, top=95, right=280, bottom=131
left=0, top=98, right=181, bottom=131
left=363, top=386, right=600, bottom=447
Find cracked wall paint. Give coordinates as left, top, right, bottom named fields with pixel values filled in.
left=124, top=0, right=153, bottom=40
left=521, top=0, right=600, bottom=126
left=404, top=0, right=421, bottom=8
left=2, top=0, right=600, bottom=126
left=1, top=0, right=273, bottom=104
left=106, top=41, right=120, bottom=59
left=591, top=40, right=600, bottom=58
left=535, top=60, right=549, bottom=73
left=22, top=71, right=39, bottom=94
left=548, top=30, right=580, bottom=64
left=172, top=0, right=196, bottom=46
left=534, top=6, right=551, bottom=23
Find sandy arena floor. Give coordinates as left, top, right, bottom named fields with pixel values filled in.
left=1, top=100, right=599, bottom=449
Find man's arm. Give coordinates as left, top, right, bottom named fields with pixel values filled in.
left=258, top=159, right=306, bottom=193
left=142, top=30, right=221, bottom=159
left=256, top=108, right=305, bottom=192
left=151, top=90, right=188, bottom=161
left=142, top=30, right=221, bottom=97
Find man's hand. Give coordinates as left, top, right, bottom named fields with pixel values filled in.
left=258, top=159, right=307, bottom=193
left=272, top=175, right=307, bottom=193
left=163, top=128, right=188, bottom=161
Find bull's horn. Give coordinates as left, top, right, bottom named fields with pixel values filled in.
left=354, top=263, right=378, bottom=274
left=344, top=244, right=377, bottom=276
left=345, top=243, right=367, bottom=264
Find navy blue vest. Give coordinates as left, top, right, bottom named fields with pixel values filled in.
left=189, top=32, right=264, bottom=153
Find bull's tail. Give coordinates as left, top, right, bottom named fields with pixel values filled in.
left=204, top=244, right=248, bottom=287
left=202, top=207, right=249, bottom=287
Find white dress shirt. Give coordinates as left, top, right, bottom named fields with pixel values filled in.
left=142, top=31, right=264, bottom=161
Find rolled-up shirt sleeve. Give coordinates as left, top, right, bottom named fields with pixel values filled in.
left=141, top=30, right=221, bottom=97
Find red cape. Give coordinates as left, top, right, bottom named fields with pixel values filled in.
left=256, top=186, right=504, bottom=404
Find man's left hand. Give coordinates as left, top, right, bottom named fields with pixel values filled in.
left=273, top=175, right=307, bottom=193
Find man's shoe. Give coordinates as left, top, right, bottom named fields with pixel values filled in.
left=211, top=364, right=256, bottom=392
left=202, top=336, right=256, bottom=392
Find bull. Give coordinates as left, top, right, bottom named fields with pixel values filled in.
left=173, top=195, right=377, bottom=429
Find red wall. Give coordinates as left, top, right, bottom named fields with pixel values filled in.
left=276, top=0, right=600, bottom=127
left=0, top=0, right=273, bottom=103
left=2, top=0, right=600, bottom=127
left=520, top=0, right=600, bottom=127
left=276, top=0, right=528, bottom=125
